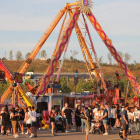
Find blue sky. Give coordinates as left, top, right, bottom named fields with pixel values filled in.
left=0, top=0, right=140, bottom=64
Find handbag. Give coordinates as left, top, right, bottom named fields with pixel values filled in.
left=80, top=113, right=86, bottom=119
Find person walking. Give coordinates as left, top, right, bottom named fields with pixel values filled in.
left=24, top=108, right=29, bottom=135
left=85, top=106, right=91, bottom=140
left=80, top=106, right=86, bottom=132
left=11, top=106, right=21, bottom=138
left=0, top=108, right=10, bottom=136
left=106, top=104, right=112, bottom=133
left=132, top=106, right=140, bottom=135
left=24, top=106, right=34, bottom=138
left=62, top=103, right=68, bottom=128
left=50, top=108, right=56, bottom=136
left=111, top=104, right=117, bottom=130
left=0, top=107, right=5, bottom=135
left=19, top=108, right=25, bottom=134
left=64, top=105, right=73, bottom=133
left=31, top=106, right=37, bottom=137
left=100, top=104, right=108, bottom=135
left=121, top=104, right=129, bottom=140
left=75, top=105, right=81, bottom=131
left=116, top=105, right=121, bottom=128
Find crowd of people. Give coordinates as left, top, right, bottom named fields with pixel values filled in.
left=0, top=103, right=140, bottom=140
left=0, top=105, right=42, bottom=138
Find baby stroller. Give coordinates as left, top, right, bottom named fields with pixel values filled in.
left=92, top=120, right=103, bottom=134
left=55, top=117, right=65, bottom=133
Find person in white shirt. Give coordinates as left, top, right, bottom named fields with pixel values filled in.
left=62, top=103, right=68, bottom=127
left=0, top=107, right=5, bottom=135
left=127, top=108, right=133, bottom=132
left=93, top=105, right=99, bottom=116
left=24, top=106, right=34, bottom=138
left=31, top=106, right=37, bottom=137
left=132, top=106, right=140, bottom=135
left=111, top=105, right=117, bottom=129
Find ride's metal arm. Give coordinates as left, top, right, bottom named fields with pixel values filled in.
left=35, top=13, right=72, bottom=95
left=76, top=30, right=94, bottom=85
left=74, top=22, right=100, bottom=81
left=0, top=7, right=67, bottom=104
left=86, top=11, right=140, bottom=94
left=36, top=8, right=80, bottom=95
left=0, top=60, right=13, bottom=82
left=67, top=10, right=95, bottom=86
left=82, top=14, right=107, bottom=92
left=18, top=7, right=67, bottom=74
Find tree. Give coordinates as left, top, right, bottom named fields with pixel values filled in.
left=59, top=76, right=71, bottom=93
left=118, top=51, right=124, bottom=61
left=37, top=51, right=41, bottom=59
left=107, top=53, right=112, bottom=65
left=70, top=50, right=78, bottom=61
left=25, top=52, right=30, bottom=59
left=99, top=56, right=103, bottom=64
left=41, top=50, right=47, bottom=58
left=15, top=51, right=23, bottom=60
left=9, top=50, right=13, bottom=60
left=70, top=56, right=73, bottom=62
left=124, top=53, right=131, bottom=64
left=2, top=57, right=7, bottom=61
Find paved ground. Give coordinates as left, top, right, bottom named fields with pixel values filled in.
left=0, top=127, right=140, bottom=140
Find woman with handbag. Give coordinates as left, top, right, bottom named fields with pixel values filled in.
left=80, top=106, right=86, bottom=132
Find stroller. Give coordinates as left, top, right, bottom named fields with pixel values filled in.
left=55, top=117, right=65, bottom=133
left=92, top=120, right=104, bottom=134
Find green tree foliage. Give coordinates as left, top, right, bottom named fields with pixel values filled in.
left=0, top=80, right=9, bottom=96
left=59, top=77, right=94, bottom=93
left=59, top=77, right=71, bottom=93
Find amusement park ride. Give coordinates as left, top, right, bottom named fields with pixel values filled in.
left=0, top=0, right=140, bottom=114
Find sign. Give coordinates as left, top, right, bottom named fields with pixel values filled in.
left=52, top=82, right=61, bottom=89
left=53, top=100, right=61, bottom=105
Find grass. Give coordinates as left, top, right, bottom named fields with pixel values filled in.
left=2, top=60, right=140, bottom=81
